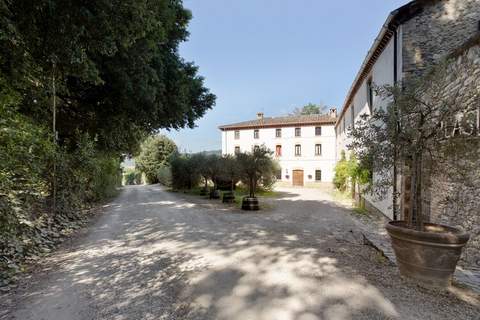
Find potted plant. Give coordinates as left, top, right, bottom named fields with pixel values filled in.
left=236, top=146, right=276, bottom=211
left=349, top=58, right=479, bottom=288
left=220, top=155, right=238, bottom=203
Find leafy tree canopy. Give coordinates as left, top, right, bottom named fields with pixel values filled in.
left=0, top=0, right=215, bottom=154
left=135, top=135, right=177, bottom=183
left=291, top=103, right=327, bottom=115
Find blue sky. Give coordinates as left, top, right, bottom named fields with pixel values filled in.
left=162, top=0, right=410, bottom=152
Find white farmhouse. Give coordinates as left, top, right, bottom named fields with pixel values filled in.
left=219, top=110, right=337, bottom=186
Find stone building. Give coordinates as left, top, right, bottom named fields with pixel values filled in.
left=335, top=0, right=480, bottom=267
left=425, top=37, right=480, bottom=268
left=219, top=110, right=337, bottom=185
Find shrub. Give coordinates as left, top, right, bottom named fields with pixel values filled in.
left=0, top=104, right=54, bottom=279
left=333, top=151, right=371, bottom=194
left=333, top=151, right=349, bottom=191
left=0, top=116, right=122, bottom=280
left=124, top=168, right=142, bottom=185
left=169, top=153, right=200, bottom=190
left=156, top=165, right=172, bottom=187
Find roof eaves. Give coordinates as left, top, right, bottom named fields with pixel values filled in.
left=335, top=0, right=431, bottom=128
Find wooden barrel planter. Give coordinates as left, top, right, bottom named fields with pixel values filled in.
left=241, top=197, right=259, bottom=211
left=209, top=189, right=221, bottom=199
left=222, top=191, right=235, bottom=203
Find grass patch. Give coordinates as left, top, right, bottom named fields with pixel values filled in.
left=352, top=206, right=369, bottom=216
left=330, top=189, right=355, bottom=204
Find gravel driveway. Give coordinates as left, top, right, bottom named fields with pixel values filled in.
left=2, top=185, right=479, bottom=320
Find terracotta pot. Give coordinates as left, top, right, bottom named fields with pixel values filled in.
left=386, top=221, right=470, bottom=288
left=241, top=197, right=259, bottom=211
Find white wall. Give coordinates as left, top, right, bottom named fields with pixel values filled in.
left=221, top=124, right=337, bottom=183
left=335, top=36, right=398, bottom=218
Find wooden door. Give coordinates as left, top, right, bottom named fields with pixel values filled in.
left=292, top=170, right=304, bottom=186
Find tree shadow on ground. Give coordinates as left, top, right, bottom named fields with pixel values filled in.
left=4, top=185, right=479, bottom=320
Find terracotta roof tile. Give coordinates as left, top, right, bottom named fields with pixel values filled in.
left=219, top=114, right=337, bottom=130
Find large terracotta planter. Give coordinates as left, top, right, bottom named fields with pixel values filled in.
left=241, top=197, right=259, bottom=211
left=386, top=221, right=470, bottom=288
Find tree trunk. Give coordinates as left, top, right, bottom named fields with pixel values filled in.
left=392, top=147, right=398, bottom=221
left=250, top=177, right=255, bottom=198
left=411, top=152, right=424, bottom=230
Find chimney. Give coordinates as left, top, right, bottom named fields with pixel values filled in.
left=257, top=112, right=264, bottom=120
left=329, top=108, right=337, bottom=118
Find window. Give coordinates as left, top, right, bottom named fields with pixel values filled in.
left=275, top=169, right=282, bottom=180
left=315, top=126, right=322, bottom=136
left=254, top=129, right=259, bottom=139
left=315, top=170, right=322, bottom=181
left=295, top=127, right=301, bottom=137
left=315, top=144, right=322, bottom=156
left=295, top=144, right=301, bottom=156
left=275, top=145, right=282, bottom=157
left=275, top=128, right=282, bottom=138
left=350, top=105, right=355, bottom=128
left=367, top=77, right=373, bottom=113
left=234, top=130, right=240, bottom=139
left=234, top=146, right=240, bottom=154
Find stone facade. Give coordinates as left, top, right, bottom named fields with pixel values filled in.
left=425, top=42, right=480, bottom=268
left=402, top=0, right=480, bottom=78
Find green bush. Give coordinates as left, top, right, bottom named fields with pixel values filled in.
left=156, top=165, right=172, bottom=187
left=124, top=171, right=135, bottom=185
left=0, top=113, right=122, bottom=281
left=333, top=151, right=371, bottom=193
left=0, top=104, right=54, bottom=279
left=169, top=153, right=200, bottom=190
left=124, top=168, right=142, bottom=185
left=333, top=151, right=349, bottom=191
left=135, top=135, right=177, bottom=184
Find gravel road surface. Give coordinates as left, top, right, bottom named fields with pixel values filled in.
left=2, top=185, right=479, bottom=320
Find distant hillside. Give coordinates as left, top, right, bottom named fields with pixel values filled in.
left=201, top=150, right=222, bottom=156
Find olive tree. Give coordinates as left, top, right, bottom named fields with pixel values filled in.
left=349, top=58, right=480, bottom=230
left=236, top=146, right=277, bottom=198
left=191, top=153, right=209, bottom=191
left=204, top=154, right=223, bottom=193
left=220, top=155, right=240, bottom=192
left=169, top=153, right=200, bottom=190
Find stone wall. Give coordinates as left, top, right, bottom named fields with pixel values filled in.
left=402, top=0, right=480, bottom=78
left=427, top=42, right=480, bottom=268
